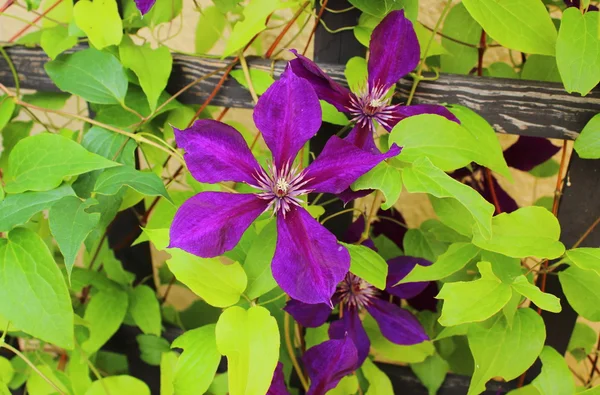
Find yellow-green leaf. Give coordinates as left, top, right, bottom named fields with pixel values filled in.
left=216, top=306, right=280, bottom=395
left=74, top=0, right=123, bottom=49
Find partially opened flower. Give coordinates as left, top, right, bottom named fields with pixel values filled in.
left=134, top=0, right=156, bottom=15
left=289, top=10, right=458, bottom=152
left=285, top=256, right=430, bottom=365
left=169, top=70, right=400, bottom=305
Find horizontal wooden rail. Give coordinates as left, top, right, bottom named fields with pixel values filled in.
left=1, top=45, right=600, bottom=140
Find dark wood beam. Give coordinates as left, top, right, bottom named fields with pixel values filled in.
left=1, top=45, right=599, bottom=140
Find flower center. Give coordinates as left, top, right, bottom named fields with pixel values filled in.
left=252, top=161, right=313, bottom=217
left=347, top=83, right=397, bottom=130
left=337, top=273, right=378, bottom=311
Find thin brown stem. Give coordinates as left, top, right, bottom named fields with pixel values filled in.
left=284, top=310, right=309, bottom=391
left=572, top=216, right=600, bottom=249
left=302, top=0, right=328, bottom=55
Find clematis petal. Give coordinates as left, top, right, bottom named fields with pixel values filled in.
left=407, top=281, right=439, bottom=312
left=272, top=206, right=350, bottom=305
left=267, top=363, right=290, bottom=395
left=366, top=298, right=428, bottom=345
left=175, top=120, right=261, bottom=185
left=253, top=69, right=322, bottom=168
left=134, top=0, right=156, bottom=15
left=383, top=104, right=460, bottom=131
left=503, top=136, right=560, bottom=171
left=386, top=256, right=432, bottom=299
left=169, top=192, right=268, bottom=257
left=344, top=122, right=380, bottom=152
left=304, top=136, right=401, bottom=194
left=303, top=337, right=358, bottom=395
left=368, top=10, right=420, bottom=91
left=329, top=309, right=371, bottom=365
left=283, top=299, right=332, bottom=328
left=288, top=50, right=353, bottom=112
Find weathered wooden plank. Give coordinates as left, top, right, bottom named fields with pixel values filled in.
left=2, top=45, right=600, bottom=140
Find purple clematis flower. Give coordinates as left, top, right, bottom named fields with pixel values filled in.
left=303, top=337, right=358, bottom=395
left=285, top=256, right=430, bottom=366
left=288, top=10, right=458, bottom=152
left=134, top=0, right=156, bottom=15
left=267, top=363, right=290, bottom=395
left=169, top=70, right=400, bottom=305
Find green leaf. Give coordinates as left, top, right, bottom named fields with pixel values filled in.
left=21, top=92, right=71, bottom=110
left=171, top=325, right=221, bottom=395
left=403, top=228, right=448, bottom=262
left=40, top=25, right=78, bottom=59
left=440, top=3, right=480, bottom=74
left=351, top=162, right=402, bottom=210
left=4, top=133, right=119, bottom=194
left=410, top=354, right=449, bottom=395
left=556, top=8, right=600, bottom=96
left=421, top=219, right=469, bottom=244
left=195, top=6, right=226, bottom=54
left=529, top=159, right=559, bottom=178
left=430, top=196, right=474, bottom=237
left=0, top=228, right=74, bottom=349
left=0, top=384, right=9, bottom=395
left=45, top=49, right=128, bottom=104
left=401, top=157, right=495, bottom=239
left=510, top=276, right=561, bottom=313
left=353, top=13, right=380, bottom=47
left=447, top=105, right=511, bottom=179
left=567, top=322, right=597, bottom=362
left=136, top=334, right=170, bottom=366
left=49, top=196, right=100, bottom=279
left=0, top=357, right=13, bottom=385
left=26, top=365, right=71, bottom=395
left=94, top=166, right=170, bottom=201
left=437, top=261, right=512, bottom=326
left=566, top=247, right=600, bottom=274
left=68, top=348, right=92, bottom=395
left=128, top=285, right=161, bottom=336
left=305, top=323, right=330, bottom=349
left=344, top=56, right=368, bottom=92
left=0, top=184, right=75, bottom=232
left=230, top=69, right=275, bottom=96
left=0, top=121, right=33, bottom=169
left=244, top=220, right=277, bottom=299
left=364, top=315, right=435, bottom=364
left=82, top=288, right=129, bottom=354
left=223, top=0, right=282, bottom=56
left=144, top=229, right=248, bottom=307
left=216, top=306, right=280, bottom=395
left=461, top=0, right=557, bottom=56
left=327, top=375, right=358, bottom=395
left=372, top=234, right=403, bottom=261
left=85, top=375, right=150, bottom=395
left=144, top=0, right=182, bottom=26
left=574, top=113, right=600, bottom=159
left=532, top=346, right=576, bottom=395
left=73, top=0, right=123, bottom=49
left=521, top=55, right=561, bottom=83
left=160, top=351, right=178, bottom=395
left=320, top=101, right=349, bottom=126
left=0, top=96, right=16, bottom=131
left=414, top=22, right=448, bottom=58
left=361, top=358, right=393, bottom=395
left=559, top=266, right=600, bottom=321
left=398, top=243, right=480, bottom=284
left=119, top=36, right=172, bottom=111
left=472, top=206, right=565, bottom=259
left=41, top=0, right=73, bottom=28
left=348, top=0, right=418, bottom=20
left=391, top=114, right=497, bottom=172
left=467, top=309, right=546, bottom=395
left=341, top=242, right=388, bottom=290
left=533, top=196, right=554, bottom=211
left=486, top=62, right=519, bottom=79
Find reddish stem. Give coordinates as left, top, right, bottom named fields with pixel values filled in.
left=8, top=0, right=63, bottom=42
left=485, top=168, right=502, bottom=214
left=265, top=1, right=310, bottom=58
left=302, top=0, right=328, bottom=56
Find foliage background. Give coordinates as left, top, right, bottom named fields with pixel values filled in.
left=0, top=0, right=597, bottom=389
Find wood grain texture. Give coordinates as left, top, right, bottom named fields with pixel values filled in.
left=2, top=45, right=600, bottom=140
